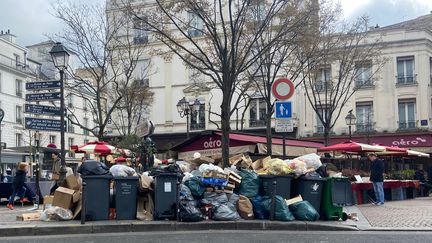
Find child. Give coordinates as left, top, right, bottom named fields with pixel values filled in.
left=7, top=163, right=30, bottom=210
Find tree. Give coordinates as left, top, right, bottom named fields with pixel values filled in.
left=51, top=0, right=150, bottom=140
left=297, top=2, right=386, bottom=145
left=118, top=0, right=295, bottom=167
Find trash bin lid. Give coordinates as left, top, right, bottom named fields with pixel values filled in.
left=82, top=174, right=113, bottom=179
left=113, top=176, right=139, bottom=180
left=299, top=176, right=326, bottom=181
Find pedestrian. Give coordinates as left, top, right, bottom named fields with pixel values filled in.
left=50, top=152, right=62, bottom=194
left=7, top=163, right=30, bottom=210
left=368, top=152, right=384, bottom=205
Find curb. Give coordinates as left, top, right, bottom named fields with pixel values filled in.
left=0, top=221, right=358, bottom=237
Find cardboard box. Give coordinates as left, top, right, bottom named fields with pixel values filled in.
left=53, top=187, right=75, bottom=209
left=17, top=212, right=41, bottom=221
left=43, top=195, right=54, bottom=210
left=63, top=175, right=81, bottom=191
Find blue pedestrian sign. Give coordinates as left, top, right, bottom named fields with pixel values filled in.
left=275, top=101, right=292, bottom=119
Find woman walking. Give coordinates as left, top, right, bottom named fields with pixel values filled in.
left=6, top=163, right=30, bottom=210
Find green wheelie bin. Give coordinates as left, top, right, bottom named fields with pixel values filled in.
left=320, top=177, right=353, bottom=220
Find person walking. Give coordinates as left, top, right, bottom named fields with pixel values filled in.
left=7, top=163, right=30, bottom=210
left=368, top=152, right=385, bottom=205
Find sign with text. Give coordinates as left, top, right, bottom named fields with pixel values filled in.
left=275, top=119, right=293, bottom=133
left=25, top=117, right=65, bottom=131
left=26, top=92, right=61, bottom=102
left=275, top=101, right=292, bottom=119
left=25, top=104, right=62, bottom=116
left=26, top=80, right=61, bottom=90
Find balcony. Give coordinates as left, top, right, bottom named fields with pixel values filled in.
left=356, top=123, right=374, bottom=133
left=398, top=120, right=417, bottom=130
left=396, top=75, right=417, bottom=86
left=314, top=81, right=333, bottom=93
left=249, top=119, right=266, bottom=128
left=133, top=36, right=148, bottom=45
left=355, top=80, right=374, bottom=89
left=0, top=54, right=37, bottom=75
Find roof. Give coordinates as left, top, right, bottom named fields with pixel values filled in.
left=374, top=13, right=432, bottom=32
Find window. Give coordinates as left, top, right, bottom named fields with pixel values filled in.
left=315, top=107, right=329, bottom=133
left=15, top=133, right=22, bottom=147
left=15, top=106, right=22, bottom=124
left=83, top=99, right=88, bottom=111
left=67, top=94, right=74, bottom=108
left=68, top=138, right=75, bottom=158
left=84, top=139, right=89, bottom=145
left=188, top=12, right=204, bottom=37
left=133, top=17, right=148, bottom=44
left=397, top=56, right=415, bottom=84
left=430, top=57, right=432, bottom=84
left=355, top=61, right=373, bottom=87
left=67, top=115, right=75, bottom=133
left=315, top=67, right=332, bottom=92
left=14, top=54, right=20, bottom=66
left=0, top=72, right=2, bottom=92
left=398, top=99, right=416, bottom=129
left=83, top=118, right=89, bottom=135
left=134, top=59, right=150, bottom=87
left=190, top=103, right=205, bottom=130
left=249, top=98, right=266, bottom=127
left=250, top=2, right=266, bottom=23
left=15, top=79, right=23, bottom=97
left=49, top=135, right=56, bottom=144
left=355, top=102, right=374, bottom=132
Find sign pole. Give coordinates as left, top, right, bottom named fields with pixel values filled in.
left=282, top=133, right=286, bottom=160
left=0, top=108, right=4, bottom=168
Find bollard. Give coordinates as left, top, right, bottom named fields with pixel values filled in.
left=270, top=180, right=277, bottom=221
left=176, top=181, right=180, bottom=222
left=81, top=181, right=86, bottom=225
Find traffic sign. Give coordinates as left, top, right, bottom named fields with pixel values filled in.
left=24, top=104, right=62, bottom=116
left=25, top=117, right=65, bottom=132
left=275, top=119, right=293, bottom=133
left=26, top=92, right=61, bottom=102
left=272, top=78, right=295, bottom=100
left=275, top=101, right=292, bottom=119
left=26, top=80, right=61, bottom=90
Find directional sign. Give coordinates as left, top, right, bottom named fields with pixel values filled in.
left=26, top=80, right=61, bottom=90
left=26, top=92, right=61, bottom=102
left=275, top=119, right=293, bottom=133
left=25, top=117, right=65, bottom=132
left=24, top=104, right=62, bottom=116
left=275, top=101, right=292, bottom=119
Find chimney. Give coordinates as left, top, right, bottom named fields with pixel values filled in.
left=0, top=29, right=17, bottom=43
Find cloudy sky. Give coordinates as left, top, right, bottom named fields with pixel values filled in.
left=1, top=0, right=432, bottom=47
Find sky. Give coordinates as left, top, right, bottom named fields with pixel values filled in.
left=1, top=0, right=432, bottom=47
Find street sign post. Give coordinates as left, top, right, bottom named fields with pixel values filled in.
left=26, top=92, right=61, bottom=102
left=275, top=101, right=292, bottom=119
left=25, top=104, right=62, bottom=116
left=25, top=117, right=66, bottom=132
left=26, top=80, right=61, bottom=90
left=275, top=119, right=293, bottom=133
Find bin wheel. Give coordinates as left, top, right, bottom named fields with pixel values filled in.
left=341, top=212, right=348, bottom=221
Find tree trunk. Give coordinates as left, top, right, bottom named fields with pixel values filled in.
left=221, top=98, right=231, bottom=168
left=266, top=108, right=272, bottom=156
left=324, top=127, right=330, bottom=146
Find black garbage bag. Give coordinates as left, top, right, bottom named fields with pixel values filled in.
left=184, top=177, right=205, bottom=199
left=212, top=204, right=241, bottom=221
left=262, top=196, right=295, bottom=221
left=289, top=201, right=320, bottom=221
left=251, top=195, right=269, bottom=220
left=238, top=169, right=259, bottom=198
left=180, top=184, right=194, bottom=201
left=201, top=192, right=229, bottom=207
left=150, top=163, right=183, bottom=181
left=179, top=200, right=204, bottom=222
left=77, top=160, right=110, bottom=176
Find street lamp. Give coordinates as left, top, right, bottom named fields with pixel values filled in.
left=49, top=42, right=70, bottom=184
left=345, top=109, right=357, bottom=141
left=177, top=97, right=200, bottom=139
left=0, top=108, right=4, bottom=167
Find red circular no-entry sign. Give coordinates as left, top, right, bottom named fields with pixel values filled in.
left=271, top=78, right=295, bottom=100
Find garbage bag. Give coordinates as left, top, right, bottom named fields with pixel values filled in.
left=78, top=160, right=110, bottom=176
left=150, top=163, right=183, bottom=180
left=238, top=195, right=254, bottom=219
left=295, top=153, right=322, bottom=170
left=179, top=200, right=204, bottom=222
left=213, top=204, right=241, bottom=221
left=251, top=195, right=269, bottom=220
left=238, top=169, right=259, bottom=198
left=184, top=176, right=205, bottom=199
left=286, top=159, right=308, bottom=177
left=262, top=196, right=295, bottom=221
left=228, top=193, right=240, bottom=206
left=267, top=159, right=293, bottom=176
left=180, top=184, right=194, bottom=201
left=201, top=177, right=228, bottom=187
left=289, top=201, right=320, bottom=221
left=40, top=206, right=73, bottom=221
left=110, top=164, right=137, bottom=177
left=201, top=192, right=228, bottom=207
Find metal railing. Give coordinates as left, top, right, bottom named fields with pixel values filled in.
left=398, top=120, right=417, bottom=129
left=356, top=123, right=374, bottom=132
left=190, top=122, right=205, bottom=130
left=396, top=75, right=417, bottom=85
left=355, top=80, right=374, bottom=89
left=249, top=119, right=266, bottom=128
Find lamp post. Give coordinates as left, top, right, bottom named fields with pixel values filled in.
left=176, top=97, right=200, bottom=139
left=345, top=109, right=357, bottom=141
left=0, top=108, right=4, bottom=167
left=49, top=42, right=70, bottom=184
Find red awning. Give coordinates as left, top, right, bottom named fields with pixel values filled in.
left=215, top=132, right=323, bottom=148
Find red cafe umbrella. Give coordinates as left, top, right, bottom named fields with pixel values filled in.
left=375, top=145, right=407, bottom=155
left=317, top=141, right=385, bottom=153
left=77, top=141, right=117, bottom=155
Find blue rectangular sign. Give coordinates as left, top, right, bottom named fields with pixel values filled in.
left=25, top=92, right=61, bottom=102
left=275, top=101, right=292, bottom=119
left=24, top=104, right=62, bottom=116
left=26, top=80, right=61, bottom=90
left=24, top=117, right=65, bottom=131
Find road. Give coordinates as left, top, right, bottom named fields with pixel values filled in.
left=1, top=231, right=432, bottom=243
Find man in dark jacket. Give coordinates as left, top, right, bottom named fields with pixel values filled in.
left=7, top=163, right=30, bottom=210
left=368, top=153, right=384, bottom=205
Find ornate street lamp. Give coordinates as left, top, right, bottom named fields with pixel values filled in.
left=49, top=42, right=70, bottom=184
left=345, top=109, right=357, bottom=141
left=177, top=97, right=200, bottom=139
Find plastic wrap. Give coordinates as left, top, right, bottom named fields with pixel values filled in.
left=267, top=159, right=293, bottom=176
left=180, top=184, right=194, bottom=201
left=295, top=153, right=322, bottom=170
left=286, top=159, right=308, bottom=177
left=212, top=204, right=241, bottom=221
left=40, top=206, right=73, bottom=221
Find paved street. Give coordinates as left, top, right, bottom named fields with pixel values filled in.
left=2, top=231, right=432, bottom=243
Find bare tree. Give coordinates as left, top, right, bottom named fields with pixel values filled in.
left=117, top=0, right=295, bottom=167
left=51, top=0, right=150, bottom=140
left=297, top=2, right=386, bottom=145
